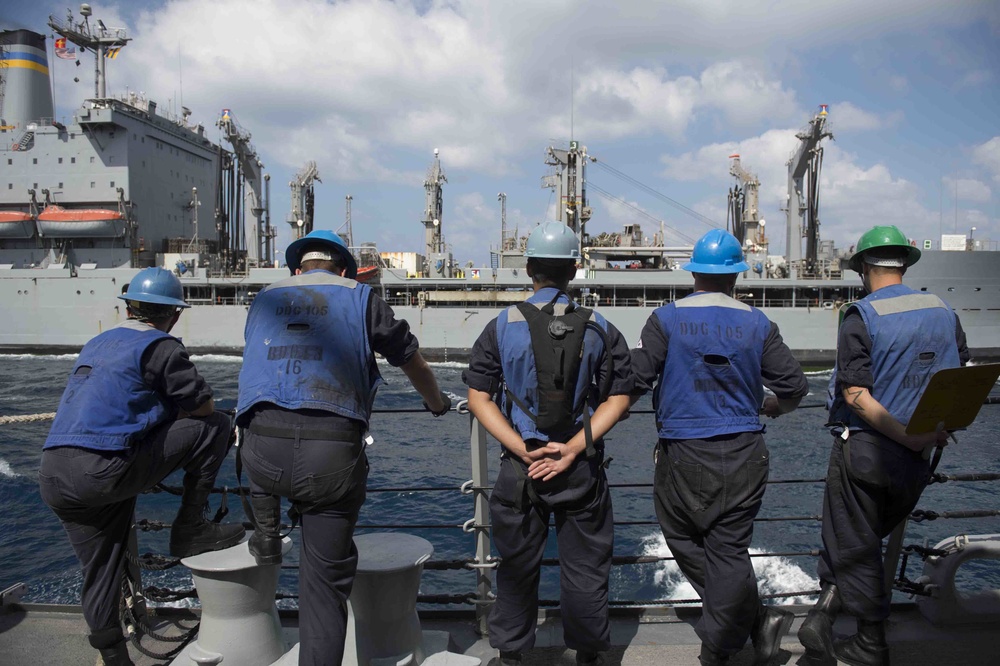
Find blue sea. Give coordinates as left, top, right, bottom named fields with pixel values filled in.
left=2, top=354, right=999, bottom=610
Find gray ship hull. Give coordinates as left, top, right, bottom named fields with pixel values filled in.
left=2, top=248, right=999, bottom=364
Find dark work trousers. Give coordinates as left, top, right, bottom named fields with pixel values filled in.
left=488, top=454, right=614, bottom=654
left=653, top=431, right=769, bottom=656
left=240, top=415, right=368, bottom=666
left=37, top=412, right=233, bottom=644
left=817, top=431, right=930, bottom=622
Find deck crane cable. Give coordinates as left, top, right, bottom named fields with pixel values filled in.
left=587, top=182, right=699, bottom=244
left=591, top=160, right=723, bottom=230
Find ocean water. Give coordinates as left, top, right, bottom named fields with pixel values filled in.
left=2, top=355, right=999, bottom=610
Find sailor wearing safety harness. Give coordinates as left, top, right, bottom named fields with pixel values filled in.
left=236, top=230, right=450, bottom=666
left=799, top=226, right=969, bottom=666
left=463, top=221, right=633, bottom=666
left=629, top=230, right=809, bottom=665
left=39, top=267, right=246, bottom=666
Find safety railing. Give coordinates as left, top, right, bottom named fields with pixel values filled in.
left=5, top=399, right=1000, bottom=645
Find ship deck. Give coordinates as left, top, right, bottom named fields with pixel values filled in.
left=2, top=601, right=996, bottom=665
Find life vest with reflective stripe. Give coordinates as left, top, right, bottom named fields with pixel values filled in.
left=654, top=291, right=770, bottom=439
left=237, top=270, right=381, bottom=425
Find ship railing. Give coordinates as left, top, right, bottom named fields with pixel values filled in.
left=107, top=398, right=1000, bottom=641
left=6, top=402, right=996, bottom=642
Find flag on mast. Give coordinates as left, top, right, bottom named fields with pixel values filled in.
left=54, top=38, right=76, bottom=60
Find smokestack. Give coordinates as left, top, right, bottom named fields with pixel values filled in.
left=0, top=30, right=55, bottom=129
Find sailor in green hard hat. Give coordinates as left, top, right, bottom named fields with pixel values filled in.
left=800, top=225, right=970, bottom=665
left=463, top=221, right=634, bottom=666
left=630, top=229, right=808, bottom=665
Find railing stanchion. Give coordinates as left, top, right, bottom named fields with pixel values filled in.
left=469, top=413, right=493, bottom=637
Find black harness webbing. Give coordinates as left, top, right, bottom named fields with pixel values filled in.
left=501, top=291, right=615, bottom=513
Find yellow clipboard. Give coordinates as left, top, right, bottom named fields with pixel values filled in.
left=905, top=363, right=1000, bottom=435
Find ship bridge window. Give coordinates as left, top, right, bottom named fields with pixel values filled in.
left=58, top=157, right=63, bottom=164
left=58, top=182, right=63, bottom=188
left=91, top=182, right=95, bottom=189
left=90, top=157, right=95, bottom=164
left=33, top=183, right=37, bottom=189
left=110, top=181, right=115, bottom=188
left=71, top=157, right=76, bottom=164
left=32, top=158, right=37, bottom=164
left=7, top=184, right=11, bottom=190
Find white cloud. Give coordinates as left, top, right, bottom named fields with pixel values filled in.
left=957, top=69, right=993, bottom=88
left=943, top=177, right=992, bottom=204
left=828, top=102, right=900, bottom=132
left=971, top=137, right=1000, bottom=184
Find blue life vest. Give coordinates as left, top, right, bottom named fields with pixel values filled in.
left=45, top=321, right=174, bottom=451
left=237, top=270, right=381, bottom=425
left=653, top=291, right=771, bottom=439
left=496, top=288, right=609, bottom=442
left=832, top=284, right=959, bottom=431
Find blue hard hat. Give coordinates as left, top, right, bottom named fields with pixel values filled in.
left=525, top=222, right=580, bottom=260
left=285, top=229, right=358, bottom=279
left=682, top=229, right=750, bottom=274
left=118, top=267, right=189, bottom=308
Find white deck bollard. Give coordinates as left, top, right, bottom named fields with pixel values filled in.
left=168, top=536, right=293, bottom=666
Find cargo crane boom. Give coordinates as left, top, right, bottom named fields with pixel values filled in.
left=784, top=105, right=833, bottom=278
left=288, top=161, right=320, bottom=240
left=217, top=109, right=270, bottom=266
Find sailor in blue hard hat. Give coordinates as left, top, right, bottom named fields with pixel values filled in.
left=463, top=221, right=634, bottom=666
left=40, top=265, right=245, bottom=666
left=236, top=228, right=450, bottom=666
left=630, top=229, right=809, bottom=665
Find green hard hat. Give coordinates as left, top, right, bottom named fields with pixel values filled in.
left=848, top=225, right=921, bottom=273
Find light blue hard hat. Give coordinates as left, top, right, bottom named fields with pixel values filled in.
left=525, top=221, right=580, bottom=260
left=117, top=267, right=189, bottom=308
left=682, top=229, right=750, bottom=274
left=285, top=229, right=358, bottom=279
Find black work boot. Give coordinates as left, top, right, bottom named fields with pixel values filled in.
left=833, top=619, right=889, bottom=666
left=491, top=651, right=522, bottom=666
left=576, top=650, right=605, bottom=665
left=699, top=643, right=729, bottom=665
left=170, top=478, right=245, bottom=557
left=797, top=582, right=841, bottom=659
left=248, top=494, right=283, bottom=565
left=97, top=640, right=135, bottom=666
left=752, top=604, right=794, bottom=664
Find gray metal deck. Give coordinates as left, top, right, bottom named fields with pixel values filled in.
left=2, top=602, right=995, bottom=665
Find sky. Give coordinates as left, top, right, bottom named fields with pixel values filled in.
left=3, top=0, right=999, bottom=266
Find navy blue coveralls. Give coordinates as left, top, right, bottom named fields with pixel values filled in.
left=236, top=269, right=419, bottom=666
left=630, top=291, right=808, bottom=656
left=821, top=285, right=968, bottom=622
left=463, top=287, right=634, bottom=655
left=39, top=320, right=232, bottom=651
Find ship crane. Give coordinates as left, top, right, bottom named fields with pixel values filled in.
left=288, top=161, right=320, bottom=241
left=48, top=5, right=130, bottom=99
left=421, top=149, right=450, bottom=276
left=784, top=105, right=833, bottom=279
left=728, top=154, right=764, bottom=250
left=217, top=108, right=270, bottom=267
left=543, top=141, right=593, bottom=256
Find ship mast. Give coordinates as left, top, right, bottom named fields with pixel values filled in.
left=784, top=105, right=833, bottom=279
left=48, top=5, right=130, bottom=99
left=421, top=149, right=447, bottom=258
left=543, top=141, right=592, bottom=263
left=288, top=161, right=320, bottom=240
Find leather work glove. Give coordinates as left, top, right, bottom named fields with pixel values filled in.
left=424, top=391, right=452, bottom=417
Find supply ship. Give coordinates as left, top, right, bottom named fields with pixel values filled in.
left=2, top=10, right=999, bottom=363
